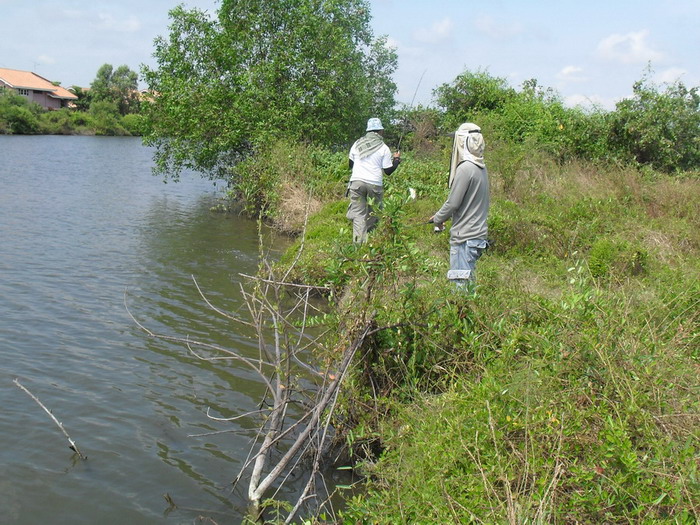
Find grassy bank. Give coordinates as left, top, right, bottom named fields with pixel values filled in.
left=253, top=137, right=699, bottom=523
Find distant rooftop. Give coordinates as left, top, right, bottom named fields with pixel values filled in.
left=0, top=67, right=77, bottom=100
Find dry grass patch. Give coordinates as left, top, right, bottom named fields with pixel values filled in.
left=271, top=177, right=323, bottom=235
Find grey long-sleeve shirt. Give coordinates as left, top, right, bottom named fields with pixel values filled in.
left=433, top=160, right=489, bottom=244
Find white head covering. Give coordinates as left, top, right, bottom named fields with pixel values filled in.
left=366, top=117, right=384, bottom=131
left=448, top=123, right=485, bottom=187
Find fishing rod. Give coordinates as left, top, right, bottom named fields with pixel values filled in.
left=396, top=68, right=427, bottom=152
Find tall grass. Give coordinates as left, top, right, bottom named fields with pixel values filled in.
left=269, top=138, right=698, bottom=522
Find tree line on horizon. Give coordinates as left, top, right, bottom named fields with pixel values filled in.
left=1, top=0, right=698, bottom=175
left=0, top=63, right=144, bottom=136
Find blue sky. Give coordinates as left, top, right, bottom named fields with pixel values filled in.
left=1, top=0, right=698, bottom=110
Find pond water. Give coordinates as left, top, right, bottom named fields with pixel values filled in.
left=0, top=135, right=324, bottom=524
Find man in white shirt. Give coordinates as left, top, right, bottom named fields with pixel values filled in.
left=347, top=118, right=401, bottom=243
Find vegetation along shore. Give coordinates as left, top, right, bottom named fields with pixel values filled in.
left=3, top=0, right=697, bottom=522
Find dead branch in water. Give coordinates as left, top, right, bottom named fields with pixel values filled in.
left=13, top=378, right=87, bottom=460
left=232, top=262, right=372, bottom=522
left=126, top=204, right=370, bottom=523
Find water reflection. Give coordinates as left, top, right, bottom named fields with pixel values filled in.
left=0, top=136, right=298, bottom=524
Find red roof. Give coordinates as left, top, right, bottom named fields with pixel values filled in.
left=0, top=67, right=77, bottom=100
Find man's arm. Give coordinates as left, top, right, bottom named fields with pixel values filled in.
left=383, top=153, right=401, bottom=175
left=432, top=169, right=469, bottom=225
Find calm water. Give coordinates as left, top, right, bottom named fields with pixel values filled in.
left=0, top=136, right=301, bottom=523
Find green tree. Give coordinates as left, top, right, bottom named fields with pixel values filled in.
left=141, top=0, right=397, bottom=180
left=434, top=69, right=516, bottom=129
left=69, top=86, right=92, bottom=112
left=90, top=64, right=140, bottom=116
left=608, top=71, right=700, bottom=172
left=0, top=91, right=42, bottom=134
left=89, top=100, right=128, bottom=135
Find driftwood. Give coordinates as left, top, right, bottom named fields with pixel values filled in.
left=13, top=378, right=87, bottom=460
left=125, top=206, right=373, bottom=523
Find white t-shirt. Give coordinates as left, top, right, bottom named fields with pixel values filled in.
left=348, top=142, right=393, bottom=186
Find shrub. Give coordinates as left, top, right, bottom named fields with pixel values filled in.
left=121, top=113, right=146, bottom=135
left=39, top=109, right=75, bottom=134
left=274, top=142, right=699, bottom=523
left=434, top=68, right=516, bottom=129
left=89, top=100, right=128, bottom=135
left=608, top=72, right=700, bottom=172
left=0, top=93, right=42, bottom=134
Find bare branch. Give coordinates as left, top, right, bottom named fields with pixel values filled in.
left=239, top=273, right=331, bottom=292
left=13, top=378, right=87, bottom=460
left=191, top=274, right=251, bottom=325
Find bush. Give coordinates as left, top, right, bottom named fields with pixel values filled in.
left=608, top=72, right=700, bottom=172
left=89, top=100, right=128, bottom=135
left=271, top=140, right=699, bottom=522
left=434, top=69, right=516, bottom=129
left=0, top=93, right=41, bottom=134
left=39, top=109, right=76, bottom=134
left=121, top=113, right=146, bottom=135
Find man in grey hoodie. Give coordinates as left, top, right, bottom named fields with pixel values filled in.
left=430, top=123, right=490, bottom=289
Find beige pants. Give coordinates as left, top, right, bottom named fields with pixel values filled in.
left=346, top=180, right=383, bottom=243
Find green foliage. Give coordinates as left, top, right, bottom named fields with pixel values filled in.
left=39, top=108, right=78, bottom=134
left=120, top=113, right=146, bottom=135
left=388, top=105, right=443, bottom=156
left=432, top=68, right=700, bottom=173
left=609, top=71, right=700, bottom=172
left=141, top=0, right=398, bottom=180
left=0, top=92, right=42, bottom=133
left=588, top=238, right=648, bottom=279
left=228, top=140, right=348, bottom=225
left=230, top=146, right=284, bottom=218
left=271, top=141, right=699, bottom=522
left=434, top=68, right=516, bottom=128
left=90, top=63, right=140, bottom=116
left=89, top=100, right=129, bottom=135
left=69, top=86, right=92, bottom=111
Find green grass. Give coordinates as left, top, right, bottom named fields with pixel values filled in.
left=268, top=142, right=698, bottom=523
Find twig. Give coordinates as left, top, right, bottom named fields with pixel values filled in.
left=238, top=272, right=331, bottom=291
left=192, top=274, right=248, bottom=324
left=13, top=378, right=87, bottom=460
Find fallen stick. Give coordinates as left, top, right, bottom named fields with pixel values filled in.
left=13, top=378, right=87, bottom=460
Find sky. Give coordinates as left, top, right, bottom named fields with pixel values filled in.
left=1, top=0, right=698, bottom=111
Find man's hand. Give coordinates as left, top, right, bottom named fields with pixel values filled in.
left=429, top=215, right=445, bottom=231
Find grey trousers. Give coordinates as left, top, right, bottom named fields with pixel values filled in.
left=346, top=180, right=383, bottom=243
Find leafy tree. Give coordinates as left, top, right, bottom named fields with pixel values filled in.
left=608, top=71, right=700, bottom=172
left=0, top=91, right=42, bottom=133
left=434, top=69, right=516, bottom=129
left=69, top=86, right=92, bottom=112
left=89, top=100, right=128, bottom=135
left=141, top=0, right=397, bottom=180
left=90, top=64, right=140, bottom=116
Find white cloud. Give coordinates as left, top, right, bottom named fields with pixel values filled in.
left=597, top=30, right=663, bottom=64
left=557, top=65, right=586, bottom=83
left=474, top=15, right=523, bottom=39
left=97, top=12, right=141, bottom=33
left=412, top=17, right=454, bottom=45
left=38, top=54, right=56, bottom=65
left=564, top=93, right=617, bottom=111
left=656, top=67, right=687, bottom=84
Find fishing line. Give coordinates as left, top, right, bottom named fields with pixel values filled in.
left=397, top=68, right=427, bottom=152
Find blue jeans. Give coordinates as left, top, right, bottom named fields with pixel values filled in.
left=447, top=239, right=488, bottom=288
